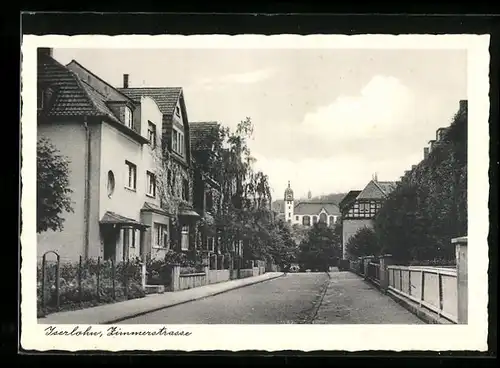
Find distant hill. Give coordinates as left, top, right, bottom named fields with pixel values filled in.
left=272, top=193, right=348, bottom=213
left=310, top=193, right=348, bottom=204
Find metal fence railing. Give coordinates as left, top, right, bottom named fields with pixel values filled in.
left=387, top=265, right=458, bottom=323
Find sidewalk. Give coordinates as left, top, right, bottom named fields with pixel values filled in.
left=312, top=271, right=425, bottom=324
left=38, top=272, right=284, bottom=324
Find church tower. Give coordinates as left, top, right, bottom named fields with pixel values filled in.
left=284, top=181, right=294, bottom=224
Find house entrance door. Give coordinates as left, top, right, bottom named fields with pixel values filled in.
left=102, top=225, right=119, bottom=261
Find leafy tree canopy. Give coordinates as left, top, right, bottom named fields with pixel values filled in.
left=373, top=104, right=467, bottom=263
left=37, top=137, right=74, bottom=233
left=298, top=223, right=341, bottom=271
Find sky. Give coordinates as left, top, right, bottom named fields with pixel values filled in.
left=53, top=48, right=467, bottom=200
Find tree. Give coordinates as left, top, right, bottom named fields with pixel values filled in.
left=268, top=220, right=299, bottom=270
left=208, top=118, right=277, bottom=261
left=298, top=223, right=341, bottom=271
left=36, top=137, right=73, bottom=233
left=373, top=103, right=467, bottom=263
left=345, top=226, right=380, bottom=259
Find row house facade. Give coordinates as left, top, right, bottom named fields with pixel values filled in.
left=339, top=177, right=396, bottom=260
left=37, top=48, right=205, bottom=262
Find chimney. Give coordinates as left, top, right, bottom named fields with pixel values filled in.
left=37, top=48, right=53, bottom=58
left=429, top=139, right=436, bottom=151
left=123, top=74, right=129, bottom=88
left=459, top=99, right=467, bottom=109
left=424, top=147, right=430, bottom=159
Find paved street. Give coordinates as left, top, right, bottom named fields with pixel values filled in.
left=313, top=271, right=425, bottom=324
left=119, top=273, right=330, bottom=324
left=118, top=271, right=424, bottom=324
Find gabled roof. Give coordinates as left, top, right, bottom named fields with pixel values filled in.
left=118, top=87, right=182, bottom=117
left=37, top=53, right=118, bottom=121
left=66, top=60, right=134, bottom=104
left=189, top=121, right=220, bottom=151
left=356, top=180, right=396, bottom=200
left=374, top=181, right=397, bottom=197
left=294, top=201, right=340, bottom=216
left=339, top=190, right=362, bottom=210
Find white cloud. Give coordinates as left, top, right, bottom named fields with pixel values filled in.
left=249, top=75, right=425, bottom=197
left=301, top=75, right=415, bottom=141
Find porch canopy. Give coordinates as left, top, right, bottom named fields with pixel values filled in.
left=99, top=211, right=149, bottom=230
left=178, top=207, right=201, bottom=219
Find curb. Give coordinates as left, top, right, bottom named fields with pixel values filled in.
left=386, top=290, right=454, bottom=325
left=105, top=273, right=285, bottom=324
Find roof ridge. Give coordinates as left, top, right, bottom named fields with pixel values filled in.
left=118, top=86, right=182, bottom=91
left=67, top=59, right=135, bottom=103
left=371, top=180, right=391, bottom=198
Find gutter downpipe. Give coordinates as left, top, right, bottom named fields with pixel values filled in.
left=83, top=117, right=91, bottom=259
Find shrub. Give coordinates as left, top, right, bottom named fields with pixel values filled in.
left=146, top=258, right=172, bottom=286
left=180, top=266, right=200, bottom=275
left=37, top=256, right=145, bottom=316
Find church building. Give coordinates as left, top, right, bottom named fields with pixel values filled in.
left=278, top=181, right=340, bottom=227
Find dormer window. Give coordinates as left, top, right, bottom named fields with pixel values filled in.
left=124, top=106, right=133, bottom=129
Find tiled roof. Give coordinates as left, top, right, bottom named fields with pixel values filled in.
left=374, top=181, right=397, bottom=197
left=37, top=53, right=113, bottom=119
left=78, top=80, right=122, bottom=124
left=189, top=121, right=220, bottom=150
left=339, top=190, right=362, bottom=210
left=294, top=201, right=340, bottom=216
left=118, top=87, right=182, bottom=117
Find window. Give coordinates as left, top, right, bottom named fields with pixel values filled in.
left=207, top=237, right=215, bottom=252
left=172, top=131, right=178, bottom=152
left=148, top=121, right=157, bottom=148
left=295, top=216, right=299, bottom=220
left=175, top=106, right=180, bottom=117
left=154, top=223, right=169, bottom=248
left=312, top=216, right=318, bottom=224
left=182, top=179, right=189, bottom=201
left=172, top=128, right=184, bottom=156
left=348, top=200, right=382, bottom=218
left=146, top=171, right=156, bottom=197
left=125, top=161, right=137, bottom=190
left=124, top=106, right=133, bottom=129
left=37, top=88, right=44, bottom=110
left=329, top=216, right=334, bottom=225
left=288, top=212, right=291, bottom=218
left=303, top=216, right=311, bottom=226
left=107, top=170, right=115, bottom=198
left=181, top=225, right=189, bottom=251
left=319, top=213, right=327, bottom=223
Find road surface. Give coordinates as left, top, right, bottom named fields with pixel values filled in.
left=119, top=271, right=424, bottom=324
left=119, top=273, right=330, bottom=324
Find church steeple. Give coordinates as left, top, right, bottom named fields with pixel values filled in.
left=284, top=181, right=294, bottom=224
left=284, top=181, right=294, bottom=201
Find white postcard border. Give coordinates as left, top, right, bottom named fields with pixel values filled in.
left=21, top=34, right=490, bottom=352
